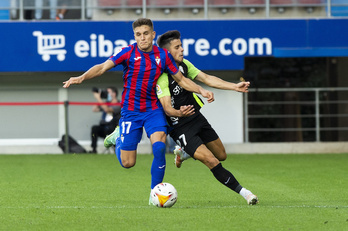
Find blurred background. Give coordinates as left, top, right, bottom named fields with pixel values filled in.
left=1, top=0, right=348, bottom=154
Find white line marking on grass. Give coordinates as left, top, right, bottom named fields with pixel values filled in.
left=1, top=205, right=347, bottom=209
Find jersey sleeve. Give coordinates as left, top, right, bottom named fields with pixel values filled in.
left=183, top=59, right=200, bottom=80
left=156, top=73, right=171, bottom=99
left=108, top=46, right=131, bottom=66
left=164, top=51, right=179, bottom=75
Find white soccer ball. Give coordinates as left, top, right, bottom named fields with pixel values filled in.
left=151, top=182, right=178, bottom=208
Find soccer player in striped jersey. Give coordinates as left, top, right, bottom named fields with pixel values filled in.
left=63, top=19, right=214, bottom=201
left=156, top=30, right=258, bottom=205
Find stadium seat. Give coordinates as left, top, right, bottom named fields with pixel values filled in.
left=270, top=0, right=293, bottom=5
left=98, top=0, right=122, bottom=7
left=0, top=0, right=10, bottom=20
left=240, top=0, right=264, bottom=14
left=183, top=0, right=204, bottom=6
left=150, top=0, right=180, bottom=6
left=240, top=0, right=265, bottom=5
left=297, top=0, right=323, bottom=4
left=127, top=0, right=143, bottom=7
left=210, top=0, right=236, bottom=6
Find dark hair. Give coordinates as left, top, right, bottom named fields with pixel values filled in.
left=108, top=87, right=118, bottom=96
left=132, top=18, right=154, bottom=31
left=157, top=30, right=181, bottom=49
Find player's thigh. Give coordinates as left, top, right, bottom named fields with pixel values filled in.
left=118, top=116, right=143, bottom=151
left=193, top=144, right=220, bottom=169
left=170, top=126, right=201, bottom=158
left=144, top=109, right=168, bottom=144
left=205, top=138, right=227, bottom=161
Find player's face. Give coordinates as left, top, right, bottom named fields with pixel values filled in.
left=168, top=39, right=184, bottom=64
left=134, top=25, right=156, bottom=52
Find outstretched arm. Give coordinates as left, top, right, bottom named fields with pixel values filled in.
left=63, top=60, right=115, bottom=88
left=195, top=72, right=250, bottom=93
left=172, top=71, right=214, bottom=103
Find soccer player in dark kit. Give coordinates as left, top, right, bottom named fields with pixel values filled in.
left=155, top=30, right=258, bottom=205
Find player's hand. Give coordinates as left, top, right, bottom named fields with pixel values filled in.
left=201, top=89, right=214, bottom=103
left=235, top=81, right=250, bottom=93
left=63, top=76, right=83, bottom=88
left=179, top=105, right=195, bottom=117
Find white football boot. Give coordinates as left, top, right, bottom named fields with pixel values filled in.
left=246, top=194, right=259, bottom=205
left=173, top=145, right=191, bottom=168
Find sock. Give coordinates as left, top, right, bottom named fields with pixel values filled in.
left=210, top=163, right=243, bottom=193
left=151, top=141, right=166, bottom=189
left=115, top=136, right=126, bottom=168
left=239, top=187, right=253, bottom=200
left=181, top=149, right=191, bottom=160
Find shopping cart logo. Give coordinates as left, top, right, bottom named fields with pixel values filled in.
left=33, top=31, right=67, bottom=62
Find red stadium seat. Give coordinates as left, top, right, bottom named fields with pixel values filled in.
left=98, top=0, right=122, bottom=7
left=183, top=0, right=204, bottom=6
left=127, top=0, right=143, bottom=6
left=270, top=0, right=292, bottom=4
left=211, top=0, right=236, bottom=6
left=150, top=0, right=180, bottom=6
left=240, top=0, right=265, bottom=5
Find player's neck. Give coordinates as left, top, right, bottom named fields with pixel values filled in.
left=138, top=45, right=153, bottom=53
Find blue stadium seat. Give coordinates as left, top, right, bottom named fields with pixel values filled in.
left=297, top=0, right=323, bottom=5
left=331, top=0, right=348, bottom=17
left=0, top=0, right=10, bottom=20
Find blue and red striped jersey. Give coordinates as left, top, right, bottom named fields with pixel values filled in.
left=109, top=44, right=179, bottom=112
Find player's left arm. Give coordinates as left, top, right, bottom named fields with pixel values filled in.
left=165, top=52, right=214, bottom=103
left=172, top=71, right=214, bottom=103
left=195, top=72, right=250, bottom=93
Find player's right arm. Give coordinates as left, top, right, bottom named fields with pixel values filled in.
left=159, top=96, right=195, bottom=118
left=63, top=60, right=115, bottom=88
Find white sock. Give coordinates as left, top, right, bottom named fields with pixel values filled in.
left=239, top=188, right=252, bottom=200
left=181, top=149, right=191, bottom=160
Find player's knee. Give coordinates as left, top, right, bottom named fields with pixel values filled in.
left=200, top=155, right=219, bottom=169
left=122, top=159, right=136, bottom=168
left=218, top=152, right=227, bottom=161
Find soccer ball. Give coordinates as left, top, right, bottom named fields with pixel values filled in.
left=150, top=182, right=178, bottom=208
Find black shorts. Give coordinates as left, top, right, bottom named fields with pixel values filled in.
left=169, top=113, right=219, bottom=158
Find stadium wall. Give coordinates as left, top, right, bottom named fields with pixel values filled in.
left=1, top=19, right=348, bottom=154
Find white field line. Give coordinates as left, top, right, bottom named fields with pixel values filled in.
left=1, top=205, right=347, bottom=209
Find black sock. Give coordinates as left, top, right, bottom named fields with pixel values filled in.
left=210, top=163, right=242, bottom=193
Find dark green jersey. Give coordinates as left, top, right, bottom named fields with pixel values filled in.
left=157, top=59, right=204, bottom=127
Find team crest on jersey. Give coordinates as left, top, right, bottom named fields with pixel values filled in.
left=155, top=56, right=161, bottom=65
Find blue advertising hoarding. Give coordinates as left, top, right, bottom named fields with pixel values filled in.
left=0, top=18, right=348, bottom=72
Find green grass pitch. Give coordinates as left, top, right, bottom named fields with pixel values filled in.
left=0, top=153, right=347, bottom=230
